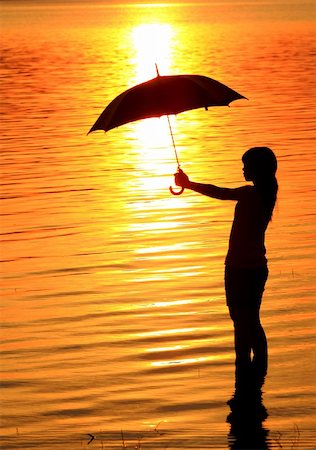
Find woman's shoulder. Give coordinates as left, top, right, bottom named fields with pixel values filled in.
left=235, top=184, right=254, bottom=199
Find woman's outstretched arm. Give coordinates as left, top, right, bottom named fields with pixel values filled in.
left=174, top=169, right=245, bottom=201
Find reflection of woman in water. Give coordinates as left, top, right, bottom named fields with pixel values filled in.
left=175, top=147, right=278, bottom=393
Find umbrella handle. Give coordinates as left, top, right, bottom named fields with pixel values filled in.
left=169, top=186, right=185, bottom=196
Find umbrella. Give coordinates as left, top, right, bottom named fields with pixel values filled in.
left=89, top=66, right=246, bottom=194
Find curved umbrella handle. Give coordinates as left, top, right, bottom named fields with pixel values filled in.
left=169, top=185, right=185, bottom=196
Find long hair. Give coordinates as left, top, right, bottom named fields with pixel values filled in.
left=242, top=147, right=278, bottom=220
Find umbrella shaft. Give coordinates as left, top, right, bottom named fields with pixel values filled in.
left=167, top=115, right=180, bottom=167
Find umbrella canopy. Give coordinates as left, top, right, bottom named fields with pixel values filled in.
left=88, top=74, right=246, bottom=134
left=89, top=71, right=246, bottom=195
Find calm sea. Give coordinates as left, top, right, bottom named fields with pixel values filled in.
left=1, top=1, right=315, bottom=448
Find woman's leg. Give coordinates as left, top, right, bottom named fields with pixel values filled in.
left=229, top=306, right=268, bottom=389
left=225, top=266, right=268, bottom=390
left=229, top=306, right=252, bottom=390
left=251, top=308, right=268, bottom=382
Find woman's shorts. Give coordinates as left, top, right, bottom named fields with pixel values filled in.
left=225, top=265, right=268, bottom=309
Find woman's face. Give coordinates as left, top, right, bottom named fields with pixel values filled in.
left=243, top=162, right=253, bottom=181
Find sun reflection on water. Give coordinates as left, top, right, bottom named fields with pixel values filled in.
left=132, top=23, right=173, bottom=82
left=128, top=23, right=182, bottom=192
left=151, top=357, right=207, bottom=367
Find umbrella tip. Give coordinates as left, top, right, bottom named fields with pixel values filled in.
left=155, top=63, right=160, bottom=77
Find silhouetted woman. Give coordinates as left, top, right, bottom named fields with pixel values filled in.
left=175, top=147, right=278, bottom=394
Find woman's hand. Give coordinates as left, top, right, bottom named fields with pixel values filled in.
left=174, top=168, right=190, bottom=188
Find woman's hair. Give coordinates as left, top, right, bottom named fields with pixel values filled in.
left=242, top=147, right=278, bottom=220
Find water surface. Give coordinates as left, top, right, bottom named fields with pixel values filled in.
left=1, top=1, right=316, bottom=448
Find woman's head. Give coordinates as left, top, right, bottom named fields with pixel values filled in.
left=242, top=147, right=278, bottom=220
left=242, top=147, right=277, bottom=182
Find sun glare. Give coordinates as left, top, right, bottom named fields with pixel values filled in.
left=129, top=23, right=180, bottom=192
left=132, top=23, right=173, bottom=82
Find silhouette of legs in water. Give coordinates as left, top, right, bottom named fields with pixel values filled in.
left=225, top=266, right=268, bottom=392
left=227, top=378, right=269, bottom=450
left=229, top=306, right=268, bottom=390
left=226, top=307, right=270, bottom=449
